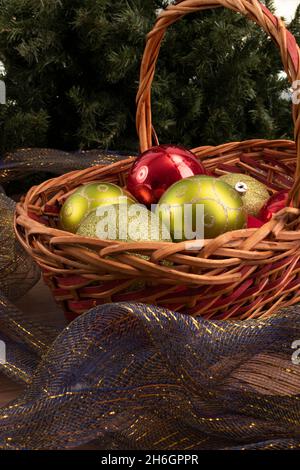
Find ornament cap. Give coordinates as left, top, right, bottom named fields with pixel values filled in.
left=235, top=182, right=248, bottom=194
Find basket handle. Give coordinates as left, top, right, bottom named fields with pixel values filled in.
left=136, top=0, right=300, bottom=204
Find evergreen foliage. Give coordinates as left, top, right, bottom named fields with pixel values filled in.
left=0, top=0, right=298, bottom=153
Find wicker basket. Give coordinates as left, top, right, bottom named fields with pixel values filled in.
left=15, top=0, right=300, bottom=322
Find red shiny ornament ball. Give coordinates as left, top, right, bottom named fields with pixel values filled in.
left=247, top=215, right=264, bottom=229
left=127, top=144, right=207, bottom=205
left=258, top=190, right=289, bottom=223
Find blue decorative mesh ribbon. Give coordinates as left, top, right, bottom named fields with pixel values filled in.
left=1, top=298, right=300, bottom=450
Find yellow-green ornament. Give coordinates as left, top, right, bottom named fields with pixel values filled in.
left=156, top=175, right=247, bottom=241
left=219, top=173, right=269, bottom=217
left=76, top=203, right=172, bottom=242
left=60, top=182, right=136, bottom=232
left=77, top=204, right=171, bottom=294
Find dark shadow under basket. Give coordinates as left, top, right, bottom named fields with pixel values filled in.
left=15, top=0, right=300, bottom=322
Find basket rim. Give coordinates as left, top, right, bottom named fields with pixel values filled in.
left=15, top=138, right=299, bottom=247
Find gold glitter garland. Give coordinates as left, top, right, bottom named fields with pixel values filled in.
left=0, top=193, right=40, bottom=301
left=0, top=148, right=133, bottom=184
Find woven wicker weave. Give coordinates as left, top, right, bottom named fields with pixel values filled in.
left=15, top=0, right=300, bottom=321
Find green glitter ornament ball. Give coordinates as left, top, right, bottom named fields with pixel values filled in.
left=60, top=182, right=136, bottom=233
left=76, top=203, right=172, bottom=242
left=156, top=175, right=247, bottom=241
left=219, top=173, right=269, bottom=217
left=77, top=203, right=172, bottom=294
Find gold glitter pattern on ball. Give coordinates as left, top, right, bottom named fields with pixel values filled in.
left=220, top=173, right=270, bottom=217
left=77, top=203, right=172, bottom=242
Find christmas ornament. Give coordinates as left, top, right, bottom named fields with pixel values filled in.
left=247, top=215, right=264, bottom=229
left=156, top=175, right=247, bottom=241
left=258, top=190, right=289, bottom=223
left=219, top=173, right=269, bottom=217
left=126, top=145, right=207, bottom=206
left=76, top=203, right=172, bottom=242
left=60, top=182, right=135, bottom=233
